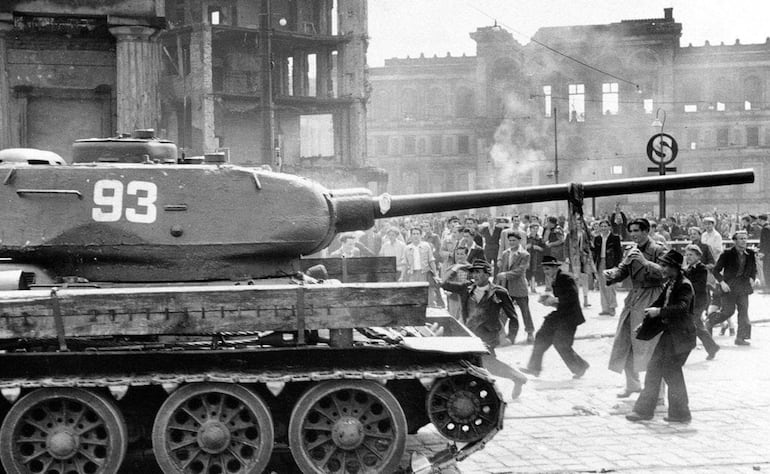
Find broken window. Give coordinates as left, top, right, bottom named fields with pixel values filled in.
left=568, top=83, right=585, bottom=122
left=307, top=54, right=317, bottom=97
left=300, top=114, right=334, bottom=157
left=209, top=8, right=222, bottom=25
left=643, top=99, right=654, bottom=114
left=543, top=85, right=552, bottom=117
left=744, top=76, right=763, bottom=110
left=602, top=83, right=619, bottom=115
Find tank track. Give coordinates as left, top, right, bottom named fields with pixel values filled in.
left=0, top=360, right=504, bottom=472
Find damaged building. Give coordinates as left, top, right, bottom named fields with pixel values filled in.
left=0, top=0, right=383, bottom=189
left=368, top=8, right=770, bottom=213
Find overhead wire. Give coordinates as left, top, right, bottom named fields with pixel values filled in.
left=466, top=3, right=641, bottom=89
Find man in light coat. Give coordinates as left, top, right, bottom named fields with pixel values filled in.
left=604, top=218, right=667, bottom=398
left=497, top=231, right=535, bottom=343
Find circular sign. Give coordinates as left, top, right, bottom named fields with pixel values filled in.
left=646, top=133, right=678, bottom=165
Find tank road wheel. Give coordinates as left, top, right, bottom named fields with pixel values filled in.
left=152, top=383, right=274, bottom=474
left=0, top=388, right=128, bottom=474
left=426, top=374, right=502, bottom=443
left=288, top=381, right=407, bottom=474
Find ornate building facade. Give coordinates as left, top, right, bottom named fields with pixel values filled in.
left=368, top=8, right=770, bottom=214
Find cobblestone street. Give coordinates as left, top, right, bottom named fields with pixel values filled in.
left=412, top=288, right=770, bottom=473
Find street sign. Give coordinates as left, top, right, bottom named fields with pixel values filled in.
left=646, top=133, right=678, bottom=165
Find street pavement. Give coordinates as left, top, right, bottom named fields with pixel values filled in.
left=410, top=287, right=770, bottom=473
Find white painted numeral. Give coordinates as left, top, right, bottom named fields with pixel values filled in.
left=125, top=181, right=158, bottom=223
left=92, top=179, right=158, bottom=224
left=92, top=179, right=123, bottom=222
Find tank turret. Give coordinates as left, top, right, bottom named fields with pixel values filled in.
left=0, top=135, right=755, bottom=282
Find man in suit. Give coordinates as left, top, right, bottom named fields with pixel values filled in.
left=520, top=255, right=589, bottom=378
left=707, top=231, right=757, bottom=346
left=683, top=245, right=720, bottom=360
left=627, top=249, right=696, bottom=423
left=459, top=227, right=485, bottom=263
left=441, top=260, right=528, bottom=399
left=497, top=231, right=535, bottom=344
left=593, top=219, right=622, bottom=316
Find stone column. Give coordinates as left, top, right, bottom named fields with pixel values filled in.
left=338, top=0, right=367, bottom=167
left=0, top=15, right=13, bottom=148
left=109, top=25, right=161, bottom=134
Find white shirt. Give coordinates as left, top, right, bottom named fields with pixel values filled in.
left=600, top=233, right=609, bottom=259
left=412, top=246, right=423, bottom=271
left=473, top=284, right=489, bottom=302
left=701, top=229, right=723, bottom=260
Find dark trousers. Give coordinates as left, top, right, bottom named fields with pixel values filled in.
left=764, top=257, right=770, bottom=289
left=707, top=292, right=751, bottom=340
left=527, top=318, right=588, bottom=375
left=693, top=304, right=719, bottom=355
left=512, top=296, right=535, bottom=333
left=633, top=336, right=691, bottom=419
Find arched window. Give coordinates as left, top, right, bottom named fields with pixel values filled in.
left=744, top=76, right=764, bottom=110
left=370, top=90, right=390, bottom=121
left=425, top=87, right=445, bottom=118
left=455, top=87, right=474, bottom=118
left=400, top=88, right=419, bottom=120
left=712, top=76, right=732, bottom=111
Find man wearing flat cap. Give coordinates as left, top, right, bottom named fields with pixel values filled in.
left=521, top=255, right=589, bottom=378
left=441, top=259, right=528, bottom=398
left=627, top=249, right=696, bottom=423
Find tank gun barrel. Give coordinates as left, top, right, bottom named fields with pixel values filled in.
left=370, top=169, right=754, bottom=219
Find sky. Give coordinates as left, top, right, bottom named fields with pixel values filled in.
left=367, top=0, right=770, bottom=67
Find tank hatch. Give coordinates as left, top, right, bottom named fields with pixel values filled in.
left=72, top=130, right=178, bottom=164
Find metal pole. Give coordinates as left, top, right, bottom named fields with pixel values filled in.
left=261, top=0, right=275, bottom=167
left=553, top=107, right=558, bottom=184
left=659, top=161, right=666, bottom=219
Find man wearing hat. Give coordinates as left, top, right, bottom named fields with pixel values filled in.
left=605, top=218, right=667, bottom=398
left=521, top=255, right=589, bottom=378
left=441, top=259, right=528, bottom=398
left=626, top=249, right=696, bottom=423
left=683, top=244, right=720, bottom=359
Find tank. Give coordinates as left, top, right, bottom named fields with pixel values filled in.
left=0, top=134, right=755, bottom=473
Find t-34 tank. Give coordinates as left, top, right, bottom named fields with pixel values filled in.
left=0, top=133, right=755, bottom=473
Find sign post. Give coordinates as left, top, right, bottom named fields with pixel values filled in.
left=646, top=133, right=678, bottom=218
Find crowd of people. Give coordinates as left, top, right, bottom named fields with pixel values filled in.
left=317, top=204, right=769, bottom=417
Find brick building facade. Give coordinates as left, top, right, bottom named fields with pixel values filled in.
left=368, top=8, right=770, bottom=215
